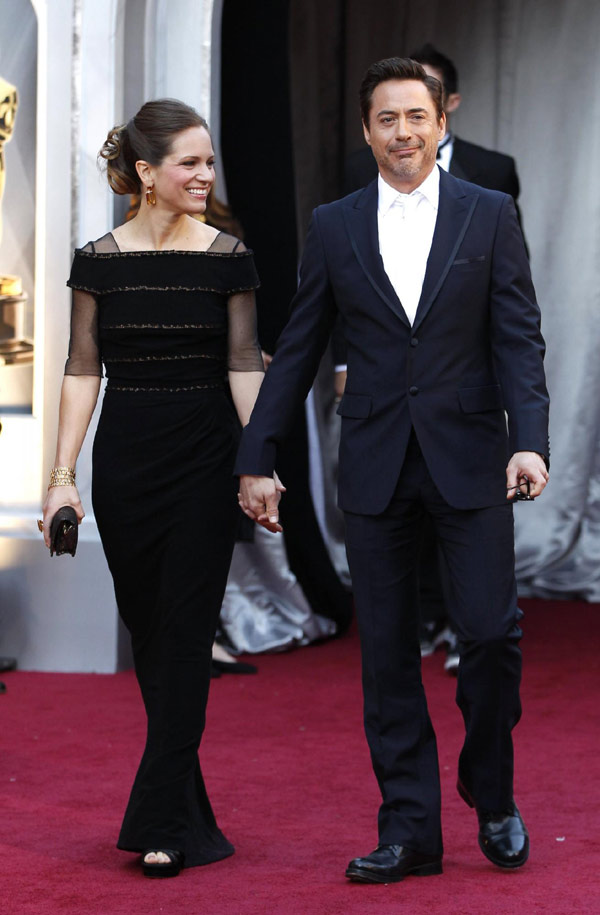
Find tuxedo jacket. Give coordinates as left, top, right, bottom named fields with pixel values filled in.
left=235, top=168, right=549, bottom=514
left=343, top=137, right=520, bottom=200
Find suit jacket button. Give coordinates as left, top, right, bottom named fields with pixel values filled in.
left=410, top=337, right=419, bottom=347
left=409, top=386, right=419, bottom=396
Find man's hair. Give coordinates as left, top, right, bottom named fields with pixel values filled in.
left=409, top=43, right=459, bottom=97
left=359, top=57, right=444, bottom=126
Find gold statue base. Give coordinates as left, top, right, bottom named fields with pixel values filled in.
left=0, top=286, right=29, bottom=360
left=0, top=273, right=22, bottom=296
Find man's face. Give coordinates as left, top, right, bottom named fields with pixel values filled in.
left=363, top=79, right=446, bottom=192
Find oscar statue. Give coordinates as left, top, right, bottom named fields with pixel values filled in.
left=0, top=77, right=21, bottom=296
left=0, top=76, right=33, bottom=404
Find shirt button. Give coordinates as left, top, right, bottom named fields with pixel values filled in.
left=409, top=386, right=419, bottom=396
left=410, top=337, right=419, bottom=347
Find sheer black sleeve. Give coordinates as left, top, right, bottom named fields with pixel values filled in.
left=227, top=288, right=265, bottom=372
left=214, top=236, right=264, bottom=373
left=64, top=241, right=103, bottom=376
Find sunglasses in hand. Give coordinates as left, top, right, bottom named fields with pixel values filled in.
left=507, top=475, right=535, bottom=502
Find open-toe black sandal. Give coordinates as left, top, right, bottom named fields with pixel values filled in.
left=141, top=849, right=184, bottom=878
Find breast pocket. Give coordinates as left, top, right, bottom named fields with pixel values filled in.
left=452, top=255, right=487, bottom=272
left=336, top=393, right=372, bottom=418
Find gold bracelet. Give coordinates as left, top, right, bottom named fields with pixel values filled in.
left=48, top=466, right=76, bottom=489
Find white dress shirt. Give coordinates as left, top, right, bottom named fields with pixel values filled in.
left=377, top=165, right=440, bottom=325
left=436, top=133, right=454, bottom=172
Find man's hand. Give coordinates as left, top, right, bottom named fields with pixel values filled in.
left=238, top=472, right=286, bottom=532
left=506, top=451, right=549, bottom=500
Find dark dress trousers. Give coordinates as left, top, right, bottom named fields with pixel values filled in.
left=235, top=169, right=549, bottom=855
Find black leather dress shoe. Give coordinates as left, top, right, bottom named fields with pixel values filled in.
left=458, top=779, right=529, bottom=868
left=345, top=845, right=443, bottom=883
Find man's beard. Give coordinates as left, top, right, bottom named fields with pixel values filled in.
left=378, top=141, right=437, bottom=183
left=379, top=153, right=422, bottom=181
left=387, top=157, right=420, bottom=179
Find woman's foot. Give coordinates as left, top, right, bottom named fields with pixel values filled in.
left=212, top=642, right=237, bottom=665
left=141, top=849, right=184, bottom=878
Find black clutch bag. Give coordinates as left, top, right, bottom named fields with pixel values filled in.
left=49, top=506, right=78, bottom=557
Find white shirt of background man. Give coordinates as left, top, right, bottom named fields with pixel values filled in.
left=377, top=165, right=440, bottom=325
left=436, top=133, right=454, bottom=172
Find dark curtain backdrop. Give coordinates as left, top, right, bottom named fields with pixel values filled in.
left=221, top=0, right=353, bottom=628
left=288, top=0, right=600, bottom=601
left=221, top=0, right=298, bottom=352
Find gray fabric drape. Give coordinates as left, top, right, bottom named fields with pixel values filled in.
left=290, top=0, right=600, bottom=600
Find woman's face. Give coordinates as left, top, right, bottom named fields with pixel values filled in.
left=150, top=125, right=215, bottom=214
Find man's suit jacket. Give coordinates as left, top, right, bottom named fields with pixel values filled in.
left=235, top=168, right=549, bottom=514
left=343, top=138, right=520, bottom=200
left=336, top=140, right=523, bottom=367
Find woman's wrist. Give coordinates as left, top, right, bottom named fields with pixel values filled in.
left=48, top=466, right=76, bottom=489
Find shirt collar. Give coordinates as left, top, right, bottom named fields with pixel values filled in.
left=377, top=165, right=440, bottom=217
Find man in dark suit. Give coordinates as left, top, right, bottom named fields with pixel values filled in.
left=236, top=58, right=549, bottom=882
left=344, top=44, right=525, bottom=675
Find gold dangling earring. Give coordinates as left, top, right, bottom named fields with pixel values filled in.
left=145, top=184, right=156, bottom=206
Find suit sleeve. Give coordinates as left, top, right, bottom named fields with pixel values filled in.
left=234, top=209, right=338, bottom=477
left=489, top=195, right=550, bottom=463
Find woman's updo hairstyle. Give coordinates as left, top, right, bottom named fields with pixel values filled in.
left=98, top=98, right=209, bottom=195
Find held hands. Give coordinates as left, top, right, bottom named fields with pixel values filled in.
left=506, top=451, right=549, bottom=501
left=238, top=471, right=286, bottom=533
left=41, top=485, right=84, bottom=550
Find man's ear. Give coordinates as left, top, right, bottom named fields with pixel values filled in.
left=135, top=159, right=153, bottom=187
left=445, top=92, right=461, bottom=115
left=438, top=111, right=447, bottom=142
left=362, top=120, right=372, bottom=147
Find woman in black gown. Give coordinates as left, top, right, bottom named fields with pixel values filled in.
left=42, top=100, right=280, bottom=877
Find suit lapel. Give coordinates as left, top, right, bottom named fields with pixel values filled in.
left=413, top=170, right=478, bottom=331
left=342, top=181, right=411, bottom=327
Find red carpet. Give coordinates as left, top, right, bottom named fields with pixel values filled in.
left=1, top=598, right=599, bottom=914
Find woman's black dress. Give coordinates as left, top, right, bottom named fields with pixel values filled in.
left=65, top=231, right=262, bottom=866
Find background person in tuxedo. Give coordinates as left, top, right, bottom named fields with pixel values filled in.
left=343, top=43, right=526, bottom=674
left=237, top=57, right=549, bottom=883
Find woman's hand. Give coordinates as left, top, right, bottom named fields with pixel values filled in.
left=238, top=472, right=285, bottom=533
left=41, top=485, right=84, bottom=549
